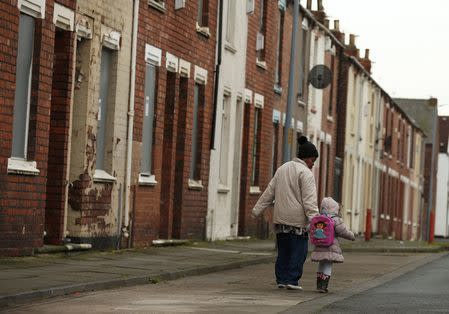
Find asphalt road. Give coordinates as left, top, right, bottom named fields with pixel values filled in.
left=1, top=252, right=441, bottom=314
left=319, top=254, right=449, bottom=313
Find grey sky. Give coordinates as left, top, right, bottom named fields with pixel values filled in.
left=303, top=0, right=449, bottom=115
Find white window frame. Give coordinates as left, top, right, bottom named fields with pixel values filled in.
left=139, top=44, right=162, bottom=185
left=18, top=0, right=45, bottom=19
left=53, top=3, right=74, bottom=31
left=8, top=13, right=39, bottom=176
left=218, top=92, right=231, bottom=188
left=189, top=83, right=205, bottom=190
left=225, top=0, right=236, bottom=47
left=148, top=0, right=166, bottom=13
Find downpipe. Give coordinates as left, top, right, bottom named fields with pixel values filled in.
left=123, top=0, right=140, bottom=244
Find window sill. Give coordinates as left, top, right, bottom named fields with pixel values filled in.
left=326, top=115, right=333, bottom=122
left=256, top=59, right=267, bottom=70
left=138, top=173, right=157, bottom=186
left=7, top=158, right=40, bottom=176
left=249, top=186, right=261, bottom=195
left=148, top=0, right=166, bottom=13
left=224, top=42, right=237, bottom=54
left=93, top=169, right=116, bottom=183
left=273, top=84, right=282, bottom=95
left=196, top=23, right=210, bottom=38
left=188, top=179, right=203, bottom=190
left=217, top=184, right=230, bottom=194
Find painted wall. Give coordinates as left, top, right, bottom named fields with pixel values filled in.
left=67, top=0, right=132, bottom=247
left=435, top=153, right=449, bottom=237
left=207, top=0, right=248, bottom=240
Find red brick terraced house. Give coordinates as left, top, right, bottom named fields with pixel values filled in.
left=0, top=0, right=76, bottom=256
left=130, top=0, right=217, bottom=246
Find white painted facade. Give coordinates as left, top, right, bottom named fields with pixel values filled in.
left=371, top=88, right=384, bottom=234
left=435, top=151, right=449, bottom=237
left=342, top=65, right=367, bottom=234
left=306, top=27, right=324, bottom=183
left=206, top=0, right=248, bottom=240
left=67, top=0, right=133, bottom=239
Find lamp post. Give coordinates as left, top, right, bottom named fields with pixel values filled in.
left=282, top=0, right=299, bottom=163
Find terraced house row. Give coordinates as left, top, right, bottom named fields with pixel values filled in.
left=0, top=0, right=438, bottom=256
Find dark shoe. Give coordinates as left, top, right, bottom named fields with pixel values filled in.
left=316, top=272, right=323, bottom=291
left=319, top=275, right=330, bottom=293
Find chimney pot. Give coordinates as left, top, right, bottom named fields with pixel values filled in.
left=356, top=48, right=360, bottom=58
left=324, top=19, right=329, bottom=28
left=349, top=34, right=356, bottom=46
left=333, top=20, right=340, bottom=31
left=307, top=0, right=312, bottom=9
left=317, top=0, right=324, bottom=11
left=365, top=48, right=370, bottom=59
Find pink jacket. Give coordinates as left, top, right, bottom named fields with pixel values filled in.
left=311, top=197, right=355, bottom=263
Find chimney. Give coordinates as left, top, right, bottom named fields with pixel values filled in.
left=345, top=33, right=358, bottom=57
left=349, top=34, right=356, bottom=47
left=334, top=20, right=340, bottom=31
left=312, top=0, right=326, bottom=23
left=307, top=0, right=312, bottom=10
left=324, top=19, right=329, bottom=29
left=358, top=48, right=372, bottom=74
left=317, top=0, right=324, bottom=11
left=429, top=97, right=438, bottom=107
left=331, top=20, right=345, bottom=43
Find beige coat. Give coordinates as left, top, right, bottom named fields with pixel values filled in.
left=252, top=158, right=319, bottom=228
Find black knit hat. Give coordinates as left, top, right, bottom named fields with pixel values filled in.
left=297, top=136, right=319, bottom=159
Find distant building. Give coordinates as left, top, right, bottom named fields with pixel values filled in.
left=394, top=98, right=439, bottom=241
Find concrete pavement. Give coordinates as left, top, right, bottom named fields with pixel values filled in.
left=0, top=238, right=446, bottom=309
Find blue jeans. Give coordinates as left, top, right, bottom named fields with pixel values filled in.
left=275, top=232, right=309, bottom=286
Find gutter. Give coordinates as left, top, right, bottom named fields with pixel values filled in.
left=123, top=0, right=140, bottom=241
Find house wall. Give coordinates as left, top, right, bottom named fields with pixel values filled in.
left=131, top=0, right=217, bottom=245
left=206, top=0, right=248, bottom=240
left=67, top=0, right=132, bottom=248
left=0, top=0, right=76, bottom=256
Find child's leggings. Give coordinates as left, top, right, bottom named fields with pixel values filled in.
left=318, top=261, right=333, bottom=276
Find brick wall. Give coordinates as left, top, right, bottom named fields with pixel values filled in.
left=45, top=28, right=75, bottom=244
left=320, top=41, right=340, bottom=199
left=132, top=0, right=217, bottom=245
left=239, top=0, right=279, bottom=238
left=0, top=0, right=76, bottom=256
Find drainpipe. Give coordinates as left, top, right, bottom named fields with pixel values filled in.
left=210, top=0, right=223, bottom=150
left=283, top=0, right=299, bottom=163
left=427, top=106, right=438, bottom=242
left=123, top=0, right=140, bottom=240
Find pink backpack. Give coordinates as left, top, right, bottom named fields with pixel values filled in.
left=310, top=214, right=335, bottom=247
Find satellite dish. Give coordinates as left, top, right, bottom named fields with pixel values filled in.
left=308, top=65, right=332, bottom=89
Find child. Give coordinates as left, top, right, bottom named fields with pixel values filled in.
left=311, top=197, right=355, bottom=293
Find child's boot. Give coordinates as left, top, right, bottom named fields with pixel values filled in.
left=319, top=274, right=331, bottom=293
left=316, top=272, right=323, bottom=291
